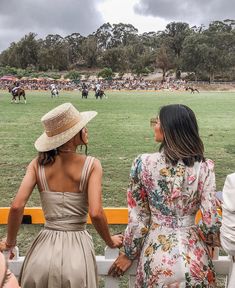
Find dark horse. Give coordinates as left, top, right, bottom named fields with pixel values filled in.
left=186, top=87, right=199, bottom=94
left=51, top=88, right=59, bottom=98
left=82, top=88, right=88, bottom=99
left=8, top=86, right=26, bottom=104
left=95, top=89, right=106, bottom=99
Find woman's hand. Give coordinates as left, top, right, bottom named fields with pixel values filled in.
left=108, top=252, right=133, bottom=277
left=0, top=239, right=15, bottom=259
left=108, top=234, right=124, bottom=249
left=0, top=240, right=6, bottom=252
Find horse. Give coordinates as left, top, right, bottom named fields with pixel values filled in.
left=8, top=86, right=26, bottom=104
left=95, top=89, right=106, bottom=99
left=82, top=88, right=88, bottom=99
left=186, top=87, right=200, bottom=94
left=51, top=88, right=59, bottom=98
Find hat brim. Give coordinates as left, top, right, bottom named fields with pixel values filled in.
left=34, top=111, right=97, bottom=152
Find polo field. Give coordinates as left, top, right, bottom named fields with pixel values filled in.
left=1, top=89, right=235, bottom=287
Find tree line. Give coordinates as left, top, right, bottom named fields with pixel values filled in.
left=0, top=20, right=235, bottom=81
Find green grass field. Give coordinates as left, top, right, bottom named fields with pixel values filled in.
left=1, top=89, right=235, bottom=286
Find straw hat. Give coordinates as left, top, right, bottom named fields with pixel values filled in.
left=35, top=103, right=97, bottom=152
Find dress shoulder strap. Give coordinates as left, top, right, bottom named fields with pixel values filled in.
left=79, top=156, right=95, bottom=192
left=38, top=165, right=50, bottom=192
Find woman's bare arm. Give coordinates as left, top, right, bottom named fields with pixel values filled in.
left=6, top=159, right=37, bottom=248
left=87, top=159, right=123, bottom=248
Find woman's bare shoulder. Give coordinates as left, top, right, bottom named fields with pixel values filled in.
left=91, top=157, right=102, bottom=170
left=26, top=157, right=38, bottom=171
left=85, top=157, right=102, bottom=178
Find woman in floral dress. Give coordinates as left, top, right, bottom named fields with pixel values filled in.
left=109, top=104, right=221, bottom=287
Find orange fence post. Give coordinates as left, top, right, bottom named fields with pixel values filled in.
left=0, top=207, right=128, bottom=225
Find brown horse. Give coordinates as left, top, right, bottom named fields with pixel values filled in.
left=82, top=88, right=88, bottom=99
left=8, top=86, right=26, bottom=104
left=185, top=87, right=199, bottom=94
left=95, top=89, right=106, bottom=99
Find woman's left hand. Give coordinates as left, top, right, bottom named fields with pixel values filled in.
left=109, top=234, right=124, bottom=249
left=108, top=252, right=133, bottom=277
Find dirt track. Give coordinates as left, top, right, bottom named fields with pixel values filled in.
left=195, top=84, right=235, bottom=92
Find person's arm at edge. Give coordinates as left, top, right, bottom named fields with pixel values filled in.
left=198, top=160, right=221, bottom=247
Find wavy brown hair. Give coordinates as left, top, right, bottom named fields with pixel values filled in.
left=159, top=104, right=205, bottom=166
left=38, top=149, right=58, bottom=166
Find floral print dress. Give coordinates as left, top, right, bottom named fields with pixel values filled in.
left=123, top=152, right=221, bottom=288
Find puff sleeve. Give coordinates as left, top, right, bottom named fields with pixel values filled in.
left=123, top=155, right=151, bottom=260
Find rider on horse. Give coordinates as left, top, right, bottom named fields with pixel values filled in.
left=81, top=82, right=89, bottom=99
left=12, top=82, right=20, bottom=94
left=9, top=82, right=26, bottom=104
left=95, top=82, right=101, bottom=94
left=50, top=83, right=59, bottom=97
left=82, top=82, right=88, bottom=93
left=50, top=83, right=56, bottom=90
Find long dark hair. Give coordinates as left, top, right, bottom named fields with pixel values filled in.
left=38, top=129, right=88, bottom=166
left=159, top=104, right=205, bottom=166
left=79, top=129, right=88, bottom=155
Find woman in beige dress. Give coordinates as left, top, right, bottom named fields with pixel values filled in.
left=1, top=102, right=123, bottom=288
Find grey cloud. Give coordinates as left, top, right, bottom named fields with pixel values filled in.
left=134, top=0, right=235, bottom=27
left=0, top=0, right=104, bottom=51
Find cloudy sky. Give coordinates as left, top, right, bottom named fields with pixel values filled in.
left=0, top=0, right=234, bottom=52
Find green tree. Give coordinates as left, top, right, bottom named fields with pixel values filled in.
left=182, top=33, right=206, bottom=80
left=38, top=34, right=69, bottom=71
left=0, top=42, right=21, bottom=68
left=80, top=36, right=99, bottom=68
left=101, top=47, right=128, bottom=72
left=159, top=22, right=192, bottom=78
left=65, top=33, right=85, bottom=66
left=94, top=23, right=113, bottom=50
left=201, top=20, right=235, bottom=81
left=139, top=32, right=160, bottom=49
left=64, top=70, right=81, bottom=80
left=0, top=33, right=39, bottom=69
left=111, top=23, right=138, bottom=47
left=16, top=33, right=39, bottom=69
left=156, top=45, right=175, bottom=81
left=98, top=67, right=114, bottom=79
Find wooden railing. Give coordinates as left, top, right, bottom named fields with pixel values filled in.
left=1, top=207, right=228, bottom=287
left=6, top=246, right=231, bottom=288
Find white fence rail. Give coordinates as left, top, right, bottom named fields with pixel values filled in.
left=7, top=247, right=231, bottom=287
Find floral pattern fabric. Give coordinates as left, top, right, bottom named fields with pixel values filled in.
left=123, top=152, right=221, bottom=288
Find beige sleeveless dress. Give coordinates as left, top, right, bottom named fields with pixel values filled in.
left=19, top=156, right=98, bottom=288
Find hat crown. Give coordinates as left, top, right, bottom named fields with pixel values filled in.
left=42, top=103, right=81, bottom=137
